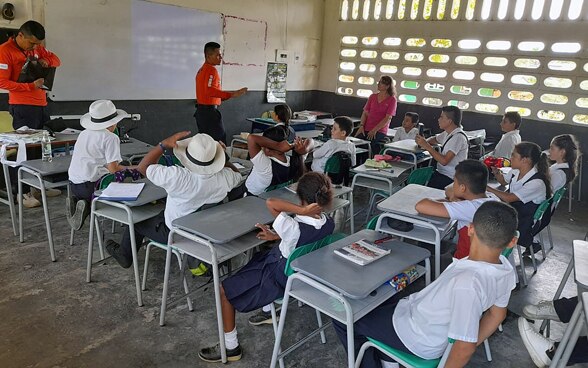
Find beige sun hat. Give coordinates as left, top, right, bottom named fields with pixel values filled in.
left=80, top=100, right=127, bottom=130
left=173, top=133, right=225, bottom=175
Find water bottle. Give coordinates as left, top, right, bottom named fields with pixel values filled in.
left=41, top=131, right=52, bottom=162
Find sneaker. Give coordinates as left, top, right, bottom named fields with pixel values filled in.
left=70, top=200, right=89, bottom=231
left=198, top=343, right=242, bottom=362
left=31, top=187, right=62, bottom=199
left=190, top=263, right=209, bottom=276
left=523, top=241, right=542, bottom=257
left=522, top=300, right=560, bottom=321
left=105, top=240, right=132, bottom=269
left=19, top=193, right=41, bottom=208
left=248, top=310, right=275, bottom=326
left=518, top=317, right=554, bottom=368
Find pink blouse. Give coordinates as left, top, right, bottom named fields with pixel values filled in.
left=363, top=93, right=397, bottom=134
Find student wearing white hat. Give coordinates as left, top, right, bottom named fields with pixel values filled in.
left=66, top=100, right=132, bottom=230
left=106, top=131, right=242, bottom=269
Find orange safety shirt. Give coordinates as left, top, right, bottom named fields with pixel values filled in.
left=195, top=62, right=232, bottom=106
left=0, top=38, right=61, bottom=106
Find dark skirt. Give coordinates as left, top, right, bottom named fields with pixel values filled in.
left=222, top=246, right=288, bottom=313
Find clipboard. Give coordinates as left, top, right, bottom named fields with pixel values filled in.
left=17, top=58, right=57, bottom=91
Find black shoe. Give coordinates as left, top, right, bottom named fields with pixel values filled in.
left=105, top=240, right=132, bottom=269
left=198, top=343, right=242, bottom=362
left=523, top=242, right=542, bottom=257
left=248, top=310, right=275, bottom=326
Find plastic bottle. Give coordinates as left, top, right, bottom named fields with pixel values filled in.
left=41, top=131, right=52, bottom=162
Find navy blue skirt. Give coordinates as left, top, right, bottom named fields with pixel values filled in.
left=223, top=246, right=288, bottom=313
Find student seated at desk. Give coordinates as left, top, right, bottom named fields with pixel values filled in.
left=486, top=142, right=551, bottom=253
left=415, top=160, right=498, bottom=259
left=548, top=134, right=579, bottom=193
left=492, top=111, right=522, bottom=159
left=66, top=100, right=133, bottom=230
left=245, top=126, right=309, bottom=196
left=105, top=132, right=242, bottom=269
left=392, top=112, right=419, bottom=142
left=311, top=116, right=356, bottom=173
left=415, top=106, right=468, bottom=190
left=198, top=172, right=335, bottom=362
left=271, top=103, right=296, bottom=142
left=334, top=201, right=517, bottom=368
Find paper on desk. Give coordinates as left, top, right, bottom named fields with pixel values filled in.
left=58, top=128, right=81, bottom=135
left=233, top=162, right=245, bottom=169
left=99, top=182, right=145, bottom=201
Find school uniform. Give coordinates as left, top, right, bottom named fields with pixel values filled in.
left=68, top=129, right=122, bottom=201
left=392, top=127, right=419, bottom=142
left=505, top=168, right=547, bottom=247
left=311, top=138, right=357, bottom=173
left=119, top=164, right=242, bottom=262
left=443, top=195, right=498, bottom=259
left=223, top=213, right=335, bottom=313
left=245, top=150, right=291, bottom=195
left=428, top=128, right=469, bottom=190
left=549, top=162, right=570, bottom=193
left=275, top=123, right=297, bottom=142
left=493, top=129, right=521, bottom=158
left=334, top=255, right=515, bottom=367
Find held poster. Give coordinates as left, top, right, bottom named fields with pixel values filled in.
left=266, top=62, right=287, bottom=103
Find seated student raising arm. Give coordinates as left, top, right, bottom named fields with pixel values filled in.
left=487, top=142, right=551, bottom=251
left=415, top=105, right=469, bottom=190
left=198, top=172, right=335, bottom=363
left=416, top=160, right=498, bottom=260
left=311, top=116, right=356, bottom=173
left=333, top=201, right=518, bottom=368
left=105, top=132, right=242, bottom=269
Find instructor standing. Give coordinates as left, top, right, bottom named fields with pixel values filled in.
left=0, top=20, right=61, bottom=129
left=195, top=42, right=247, bottom=143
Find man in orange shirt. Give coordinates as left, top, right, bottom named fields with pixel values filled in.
left=0, top=20, right=61, bottom=130
left=195, top=42, right=247, bottom=143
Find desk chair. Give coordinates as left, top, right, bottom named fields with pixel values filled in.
left=270, top=233, right=346, bottom=368
left=518, top=197, right=553, bottom=283
left=265, top=179, right=293, bottom=192
left=324, top=151, right=352, bottom=186
left=534, top=187, right=566, bottom=252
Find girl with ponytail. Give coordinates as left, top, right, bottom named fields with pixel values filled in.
left=487, top=142, right=550, bottom=248
left=272, top=104, right=296, bottom=142
left=549, top=134, right=579, bottom=192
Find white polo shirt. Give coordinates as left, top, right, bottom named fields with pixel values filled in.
left=146, top=165, right=242, bottom=229
left=68, top=129, right=122, bottom=184
left=310, top=138, right=356, bottom=173
left=245, top=151, right=290, bottom=195
left=493, top=130, right=521, bottom=158
left=443, top=194, right=498, bottom=230
left=435, top=128, right=469, bottom=179
left=549, top=162, right=569, bottom=192
left=392, top=127, right=419, bottom=142
left=504, top=167, right=546, bottom=204
left=393, top=255, right=516, bottom=359
left=273, top=212, right=328, bottom=258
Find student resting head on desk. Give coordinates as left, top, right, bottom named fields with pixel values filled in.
left=492, top=111, right=522, bottom=159
left=198, top=172, right=335, bottom=362
left=271, top=103, right=296, bottom=142
left=66, top=100, right=134, bottom=230
left=334, top=201, right=518, bottom=368
left=486, top=142, right=551, bottom=253
left=244, top=126, right=311, bottom=196
left=392, top=112, right=420, bottom=142
left=415, top=105, right=468, bottom=190
left=105, top=132, right=243, bottom=269
left=311, top=116, right=356, bottom=173
left=415, top=159, right=498, bottom=261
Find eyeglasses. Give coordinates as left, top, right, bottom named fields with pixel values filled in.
left=378, top=80, right=390, bottom=85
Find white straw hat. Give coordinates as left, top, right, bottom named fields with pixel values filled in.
left=173, top=134, right=225, bottom=175
left=80, top=100, right=127, bottom=130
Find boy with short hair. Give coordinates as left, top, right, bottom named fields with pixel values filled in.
left=492, top=111, right=522, bottom=158
left=311, top=116, right=356, bottom=173
left=67, top=100, right=132, bottom=230
left=416, top=159, right=498, bottom=259
left=392, top=112, right=420, bottom=142
left=334, top=201, right=518, bottom=368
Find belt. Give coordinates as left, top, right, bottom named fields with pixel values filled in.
left=196, top=104, right=218, bottom=109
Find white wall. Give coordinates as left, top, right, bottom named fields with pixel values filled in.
left=37, top=0, right=324, bottom=92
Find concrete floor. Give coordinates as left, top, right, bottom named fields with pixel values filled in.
left=0, top=189, right=587, bottom=368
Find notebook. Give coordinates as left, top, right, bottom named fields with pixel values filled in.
left=98, top=182, right=145, bottom=201
left=17, top=58, right=57, bottom=91
left=334, top=239, right=391, bottom=266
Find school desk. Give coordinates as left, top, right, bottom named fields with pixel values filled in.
left=120, top=137, right=153, bottom=163
left=86, top=178, right=166, bottom=307
left=349, top=161, right=413, bottom=233
left=164, top=196, right=275, bottom=363
left=382, top=139, right=432, bottom=169
left=269, top=229, right=431, bottom=368
left=17, top=155, right=73, bottom=261
left=377, top=184, right=454, bottom=278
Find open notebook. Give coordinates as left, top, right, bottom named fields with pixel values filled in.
left=98, top=182, right=145, bottom=201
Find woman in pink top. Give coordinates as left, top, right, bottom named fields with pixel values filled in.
left=355, top=75, right=397, bottom=155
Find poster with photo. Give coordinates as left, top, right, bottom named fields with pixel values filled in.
left=266, top=62, right=287, bottom=103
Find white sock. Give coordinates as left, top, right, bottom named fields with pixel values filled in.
left=380, top=360, right=399, bottom=368
left=224, top=328, right=239, bottom=350
left=262, top=304, right=272, bottom=313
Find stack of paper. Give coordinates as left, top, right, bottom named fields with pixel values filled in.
left=99, top=182, right=145, bottom=201
left=0, top=129, right=47, bottom=144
